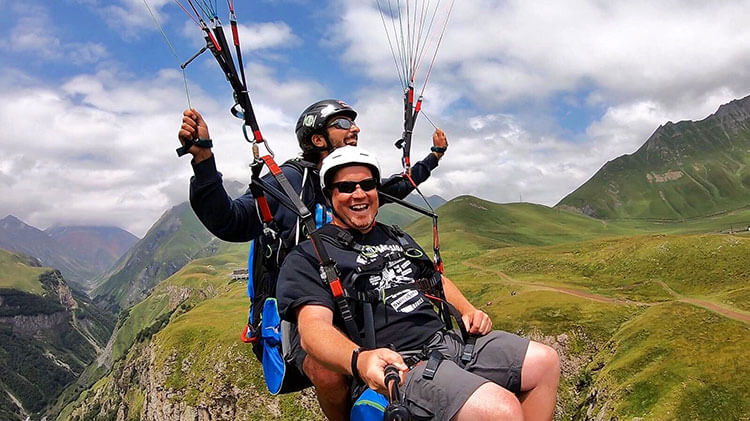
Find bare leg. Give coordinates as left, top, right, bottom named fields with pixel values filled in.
left=518, top=341, right=560, bottom=421
left=303, top=355, right=350, bottom=421
left=453, top=382, right=524, bottom=421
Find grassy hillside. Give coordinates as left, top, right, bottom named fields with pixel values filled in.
left=58, top=242, right=322, bottom=420
left=92, top=202, right=215, bottom=312
left=407, top=196, right=642, bottom=263
left=581, top=302, right=748, bottom=419
left=467, top=233, right=750, bottom=310
left=446, top=231, right=749, bottom=420
left=0, top=251, right=115, bottom=421
left=61, top=193, right=750, bottom=420
left=0, top=249, right=48, bottom=294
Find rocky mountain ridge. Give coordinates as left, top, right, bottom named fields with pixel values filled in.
left=0, top=250, right=115, bottom=421
left=557, top=94, right=750, bottom=219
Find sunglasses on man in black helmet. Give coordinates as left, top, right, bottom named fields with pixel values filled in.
left=327, top=117, right=357, bottom=130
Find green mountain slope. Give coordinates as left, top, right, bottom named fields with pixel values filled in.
left=91, top=202, right=215, bottom=312
left=0, top=250, right=115, bottom=421
left=60, top=194, right=750, bottom=420
left=377, top=193, right=447, bottom=227
left=58, top=244, right=322, bottom=421
left=581, top=302, right=748, bottom=419
left=557, top=95, right=750, bottom=220
left=451, top=232, right=749, bottom=419
left=407, top=196, right=640, bottom=262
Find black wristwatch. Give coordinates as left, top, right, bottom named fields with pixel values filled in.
left=430, top=145, right=447, bottom=154
left=176, top=138, right=213, bottom=157
left=351, top=347, right=363, bottom=382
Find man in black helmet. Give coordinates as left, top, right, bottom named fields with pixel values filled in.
left=178, top=99, right=447, bottom=420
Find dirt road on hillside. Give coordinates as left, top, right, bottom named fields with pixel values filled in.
left=462, top=263, right=749, bottom=324
left=657, top=281, right=750, bottom=323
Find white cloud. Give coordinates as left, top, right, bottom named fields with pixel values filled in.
left=337, top=1, right=750, bottom=109
left=103, top=0, right=173, bottom=38
left=0, top=56, right=334, bottom=237
left=237, top=22, right=300, bottom=52
left=5, top=3, right=108, bottom=64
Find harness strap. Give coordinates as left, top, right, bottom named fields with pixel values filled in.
left=176, top=138, right=213, bottom=157
left=422, top=350, right=444, bottom=380
left=461, top=336, right=477, bottom=364
left=260, top=155, right=317, bottom=237
left=309, top=230, right=361, bottom=343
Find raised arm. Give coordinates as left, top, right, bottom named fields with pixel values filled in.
left=380, top=128, right=448, bottom=199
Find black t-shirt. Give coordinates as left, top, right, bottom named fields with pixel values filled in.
left=277, top=224, right=444, bottom=351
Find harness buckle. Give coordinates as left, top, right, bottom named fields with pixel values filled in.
left=461, top=336, right=477, bottom=364
left=422, top=350, right=444, bottom=380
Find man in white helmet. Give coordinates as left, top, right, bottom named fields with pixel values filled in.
left=178, top=100, right=448, bottom=420
left=277, top=146, right=560, bottom=421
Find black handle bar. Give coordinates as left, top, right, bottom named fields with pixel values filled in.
left=383, top=365, right=412, bottom=421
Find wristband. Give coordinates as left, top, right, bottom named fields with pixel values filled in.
left=351, top=347, right=363, bottom=382
left=430, top=146, right=447, bottom=153
left=176, top=138, right=213, bottom=157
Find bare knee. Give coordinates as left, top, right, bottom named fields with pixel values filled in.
left=454, top=382, right=524, bottom=421
left=521, top=341, right=560, bottom=391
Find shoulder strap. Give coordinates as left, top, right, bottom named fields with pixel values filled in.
left=308, top=226, right=362, bottom=344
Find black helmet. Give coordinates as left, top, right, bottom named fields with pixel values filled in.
left=295, top=99, right=357, bottom=152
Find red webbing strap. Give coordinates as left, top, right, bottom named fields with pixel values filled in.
left=309, top=230, right=361, bottom=342
left=404, top=172, right=444, bottom=273
left=261, top=155, right=283, bottom=175
left=260, top=155, right=317, bottom=236
left=248, top=160, right=274, bottom=224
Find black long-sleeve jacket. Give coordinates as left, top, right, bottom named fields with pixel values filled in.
left=189, top=153, right=439, bottom=245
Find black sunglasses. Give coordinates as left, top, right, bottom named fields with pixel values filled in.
left=331, top=178, right=378, bottom=194
left=327, top=117, right=357, bottom=130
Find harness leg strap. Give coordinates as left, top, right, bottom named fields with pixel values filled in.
left=461, top=336, right=476, bottom=365
left=422, top=350, right=444, bottom=380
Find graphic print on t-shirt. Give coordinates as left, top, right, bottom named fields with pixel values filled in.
left=356, top=244, right=425, bottom=313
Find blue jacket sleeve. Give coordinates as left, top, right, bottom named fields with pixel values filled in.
left=379, top=152, right=440, bottom=199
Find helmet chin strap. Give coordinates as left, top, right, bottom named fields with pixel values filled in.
left=321, top=131, right=335, bottom=153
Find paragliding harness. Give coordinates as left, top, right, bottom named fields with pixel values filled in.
left=163, top=0, right=328, bottom=393
left=166, top=1, right=461, bottom=411
left=238, top=155, right=332, bottom=395
left=311, top=217, right=477, bottom=418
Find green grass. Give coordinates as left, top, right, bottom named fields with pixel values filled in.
left=110, top=244, right=250, bottom=362
left=466, top=233, right=750, bottom=305
left=583, top=302, right=749, bottom=420
left=151, top=283, right=323, bottom=419
left=0, top=249, right=48, bottom=294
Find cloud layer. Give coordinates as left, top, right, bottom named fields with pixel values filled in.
left=2, top=0, right=749, bottom=236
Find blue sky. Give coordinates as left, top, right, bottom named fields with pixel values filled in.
left=2, top=0, right=750, bottom=237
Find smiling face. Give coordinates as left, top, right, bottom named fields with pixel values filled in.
left=330, top=165, right=379, bottom=234
left=325, top=115, right=359, bottom=148
left=312, top=115, right=360, bottom=162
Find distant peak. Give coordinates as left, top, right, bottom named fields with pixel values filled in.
left=0, top=214, right=30, bottom=228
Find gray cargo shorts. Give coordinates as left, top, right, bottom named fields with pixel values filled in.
left=401, top=329, right=530, bottom=421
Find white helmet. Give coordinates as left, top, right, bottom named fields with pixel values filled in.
left=319, top=146, right=381, bottom=192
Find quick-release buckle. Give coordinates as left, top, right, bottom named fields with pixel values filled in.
left=422, top=350, right=444, bottom=380
left=461, top=336, right=476, bottom=364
